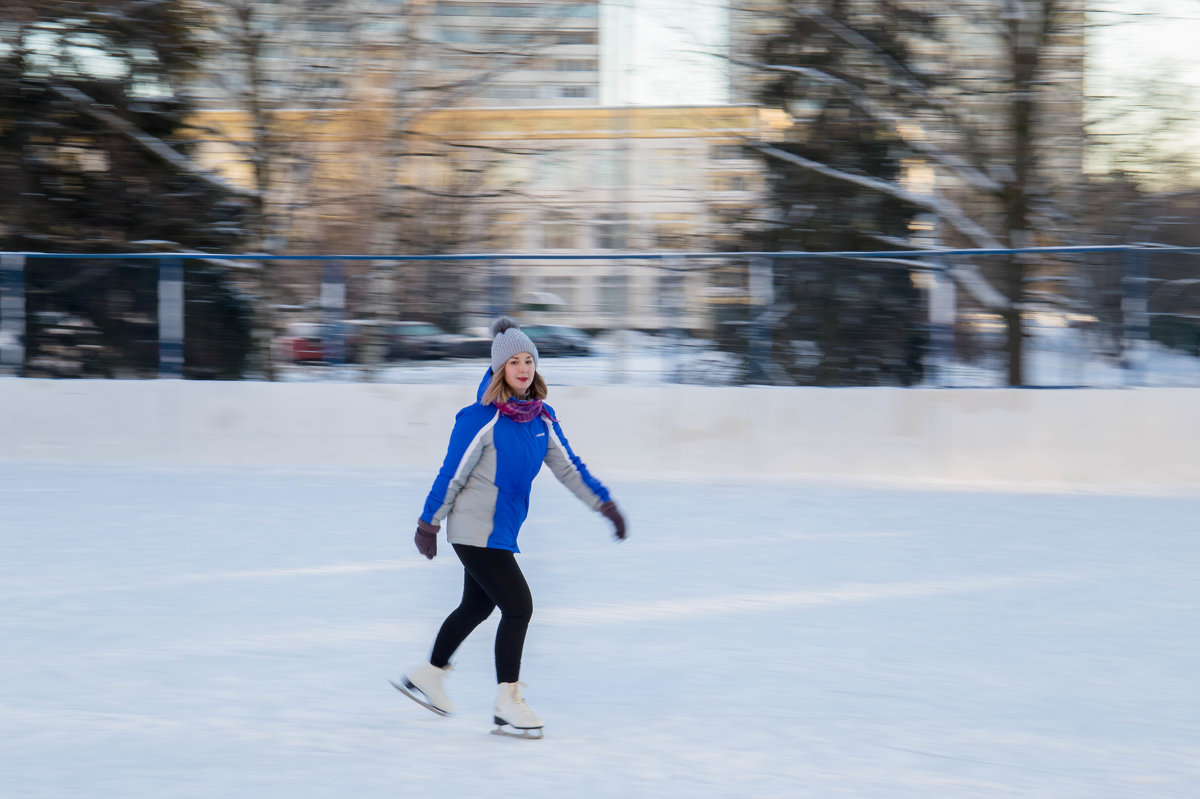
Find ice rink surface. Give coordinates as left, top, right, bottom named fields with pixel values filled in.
left=2, top=463, right=1198, bottom=798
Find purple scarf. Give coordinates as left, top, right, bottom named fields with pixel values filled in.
left=495, top=398, right=554, bottom=423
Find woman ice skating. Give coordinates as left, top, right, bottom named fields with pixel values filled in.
left=393, top=316, right=627, bottom=739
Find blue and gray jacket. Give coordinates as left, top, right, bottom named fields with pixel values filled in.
left=419, top=370, right=611, bottom=552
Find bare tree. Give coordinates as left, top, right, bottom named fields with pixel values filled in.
left=734, top=0, right=1087, bottom=385
left=183, top=0, right=592, bottom=379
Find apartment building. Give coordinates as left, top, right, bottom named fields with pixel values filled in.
left=187, top=102, right=788, bottom=333
left=407, top=105, right=789, bottom=331
left=415, top=0, right=601, bottom=107
left=186, top=1, right=600, bottom=111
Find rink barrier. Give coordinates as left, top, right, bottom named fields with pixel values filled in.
left=1, top=379, right=1198, bottom=492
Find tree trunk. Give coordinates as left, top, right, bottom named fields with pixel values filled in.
left=253, top=261, right=277, bottom=381
left=1002, top=276, right=1025, bottom=386
left=1002, top=5, right=1044, bottom=386
left=242, top=7, right=276, bottom=381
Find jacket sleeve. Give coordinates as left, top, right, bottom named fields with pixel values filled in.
left=542, top=413, right=611, bottom=510
left=420, top=406, right=496, bottom=526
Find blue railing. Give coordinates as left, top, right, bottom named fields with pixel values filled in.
left=7, top=244, right=1200, bottom=261
left=2, top=245, right=1199, bottom=382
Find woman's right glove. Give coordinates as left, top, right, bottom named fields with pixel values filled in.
left=415, top=518, right=440, bottom=559
left=599, top=500, right=627, bottom=541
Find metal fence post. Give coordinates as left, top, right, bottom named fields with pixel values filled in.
left=928, top=258, right=956, bottom=387
left=488, top=259, right=511, bottom=317
left=321, top=259, right=346, bottom=364
left=0, top=253, right=26, bottom=375
left=158, top=256, right=184, bottom=378
left=1121, top=248, right=1149, bottom=387
left=748, top=255, right=774, bottom=383
left=665, top=254, right=685, bottom=383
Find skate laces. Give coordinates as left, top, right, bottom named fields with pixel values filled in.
left=505, top=681, right=530, bottom=708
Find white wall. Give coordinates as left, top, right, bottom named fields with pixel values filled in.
left=2, top=379, right=1198, bottom=492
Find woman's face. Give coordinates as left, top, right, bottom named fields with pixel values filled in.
left=503, top=352, right=535, bottom=396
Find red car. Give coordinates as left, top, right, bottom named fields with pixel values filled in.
left=275, top=322, right=331, bottom=363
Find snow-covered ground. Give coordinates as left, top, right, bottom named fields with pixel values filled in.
left=2, top=463, right=1197, bottom=798
left=275, top=325, right=1200, bottom=388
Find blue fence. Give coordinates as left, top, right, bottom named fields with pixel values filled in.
left=2, top=245, right=1199, bottom=386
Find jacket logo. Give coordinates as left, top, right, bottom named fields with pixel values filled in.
left=536, top=432, right=546, bottom=437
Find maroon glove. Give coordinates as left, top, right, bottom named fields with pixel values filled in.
left=599, top=501, right=627, bottom=540
left=415, top=518, right=440, bottom=559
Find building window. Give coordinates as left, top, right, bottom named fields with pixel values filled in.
left=532, top=153, right=582, bottom=189
left=599, top=275, right=628, bottom=315
left=554, top=59, right=597, bottom=72
left=362, top=17, right=405, bottom=33
left=438, top=27, right=479, bottom=43
left=487, top=158, right=530, bottom=189
left=555, top=31, right=597, bottom=45
left=592, top=149, right=623, bottom=187
left=488, top=29, right=540, bottom=44
left=541, top=212, right=576, bottom=249
left=533, top=151, right=594, bottom=190
left=492, top=4, right=539, bottom=17
left=657, top=273, right=685, bottom=314
left=650, top=147, right=691, bottom=188
left=594, top=212, right=627, bottom=249
left=488, top=84, right=542, bottom=99
left=555, top=2, right=599, bottom=18
left=559, top=85, right=594, bottom=98
left=434, top=2, right=477, bottom=15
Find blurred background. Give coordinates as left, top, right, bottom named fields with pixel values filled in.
left=1, top=0, right=1199, bottom=387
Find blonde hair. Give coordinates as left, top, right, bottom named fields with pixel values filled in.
left=481, top=367, right=548, bottom=406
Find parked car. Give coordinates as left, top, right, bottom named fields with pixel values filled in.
left=443, top=331, right=492, bottom=359
left=337, top=320, right=489, bottom=362
left=520, top=324, right=593, bottom=356
left=541, top=324, right=593, bottom=355
left=341, top=319, right=391, bottom=363
left=384, top=321, right=492, bottom=360
left=275, top=322, right=330, bottom=363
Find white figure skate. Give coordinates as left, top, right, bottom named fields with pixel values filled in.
left=391, top=662, right=453, bottom=716
left=491, top=681, right=544, bottom=739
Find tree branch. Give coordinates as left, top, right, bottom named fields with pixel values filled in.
left=748, top=61, right=1002, bottom=194
left=49, top=84, right=258, bottom=199
left=751, top=141, right=1009, bottom=310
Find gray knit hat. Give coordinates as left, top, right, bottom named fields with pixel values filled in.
left=490, top=316, right=538, bottom=374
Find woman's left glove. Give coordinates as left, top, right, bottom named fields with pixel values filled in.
left=415, top=518, right=440, bottom=559
left=599, top=501, right=627, bottom=540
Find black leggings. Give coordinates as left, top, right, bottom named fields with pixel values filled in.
left=429, top=544, right=533, bottom=684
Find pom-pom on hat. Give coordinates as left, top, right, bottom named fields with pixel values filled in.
left=490, top=316, right=538, bottom=374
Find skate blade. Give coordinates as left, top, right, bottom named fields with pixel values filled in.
left=389, top=679, right=451, bottom=717
left=491, top=725, right=544, bottom=740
